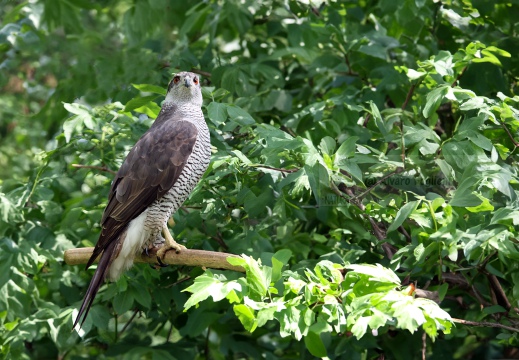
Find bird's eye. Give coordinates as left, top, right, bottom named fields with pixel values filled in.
left=173, top=76, right=180, bottom=84
left=193, top=77, right=199, bottom=85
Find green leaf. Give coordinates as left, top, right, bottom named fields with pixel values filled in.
left=272, top=249, right=292, bottom=283
left=62, top=102, right=95, bottom=142
left=113, top=291, right=134, bottom=315
left=450, top=176, right=483, bottom=207
left=423, top=86, right=449, bottom=118
left=304, top=331, right=327, bottom=357
left=226, top=105, right=255, bottom=126
left=132, top=83, right=167, bottom=95
left=406, top=68, right=427, bottom=81
left=130, top=283, right=151, bottom=308
left=123, top=95, right=159, bottom=112
left=387, top=201, right=419, bottom=233
left=370, top=101, right=388, bottom=137
left=347, top=264, right=401, bottom=284
left=350, top=316, right=369, bottom=339
left=319, top=136, right=336, bottom=156
left=207, top=102, right=227, bottom=125
left=245, top=259, right=270, bottom=300
left=62, top=115, right=83, bottom=143
left=466, top=195, right=494, bottom=213
left=134, top=102, right=161, bottom=118
left=233, top=304, right=257, bottom=332
left=183, top=271, right=241, bottom=311
left=334, top=136, right=359, bottom=165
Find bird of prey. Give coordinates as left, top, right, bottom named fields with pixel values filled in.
left=73, top=72, right=211, bottom=328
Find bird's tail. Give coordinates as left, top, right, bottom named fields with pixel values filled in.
left=73, top=239, right=118, bottom=329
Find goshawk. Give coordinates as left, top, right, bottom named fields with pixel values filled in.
left=73, top=71, right=211, bottom=328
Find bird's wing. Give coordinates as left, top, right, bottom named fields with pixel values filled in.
left=86, top=110, right=199, bottom=268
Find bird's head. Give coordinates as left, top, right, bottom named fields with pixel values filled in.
left=164, top=71, right=203, bottom=107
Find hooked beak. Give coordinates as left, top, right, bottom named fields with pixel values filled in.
left=184, top=78, right=192, bottom=88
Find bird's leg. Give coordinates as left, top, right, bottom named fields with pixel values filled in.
left=156, top=224, right=186, bottom=266
left=145, top=233, right=166, bottom=257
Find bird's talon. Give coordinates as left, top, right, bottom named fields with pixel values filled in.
left=156, top=255, right=169, bottom=267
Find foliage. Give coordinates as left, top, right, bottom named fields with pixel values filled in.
left=184, top=254, right=452, bottom=357
left=1, top=0, right=519, bottom=359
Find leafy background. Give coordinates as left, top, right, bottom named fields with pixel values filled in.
left=1, top=0, right=519, bottom=359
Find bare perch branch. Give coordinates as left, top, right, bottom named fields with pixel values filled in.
left=72, top=164, right=116, bottom=175
left=64, top=247, right=245, bottom=272
left=452, top=318, right=519, bottom=333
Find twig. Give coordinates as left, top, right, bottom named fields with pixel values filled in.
left=253, top=165, right=299, bottom=173
left=280, top=125, right=297, bottom=138
left=64, top=247, right=245, bottom=272
left=213, top=230, right=229, bottom=251
left=422, top=331, right=426, bottom=360
left=339, top=185, right=365, bottom=210
left=119, top=309, right=139, bottom=336
left=205, top=327, right=211, bottom=359
left=202, top=221, right=229, bottom=251
left=471, top=284, right=491, bottom=308
left=381, top=243, right=398, bottom=260
left=344, top=55, right=359, bottom=77
left=399, top=80, right=421, bottom=167
left=167, top=322, right=174, bottom=342
left=451, top=66, right=467, bottom=87
left=159, top=63, right=211, bottom=79
left=442, top=272, right=470, bottom=288
left=368, top=217, right=386, bottom=241
left=487, top=273, right=512, bottom=310
left=415, top=289, right=440, bottom=303
left=452, top=318, right=519, bottom=333
left=166, top=276, right=192, bottom=288
left=72, top=164, right=116, bottom=175
left=401, top=83, right=417, bottom=111
left=480, top=251, right=497, bottom=269
left=500, top=121, right=519, bottom=147
left=353, top=167, right=404, bottom=200
left=190, top=69, right=212, bottom=78
left=310, top=6, right=321, bottom=17
left=337, top=184, right=395, bottom=259
left=398, top=225, right=411, bottom=242
left=362, top=113, right=371, bottom=127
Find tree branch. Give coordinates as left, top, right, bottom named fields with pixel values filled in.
left=353, top=167, right=404, bottom=200
left=190, top=68, right=212, bottom=78
left=72, top=164, right=116, bottom=175
left=64, top=247, right=245, bottom=272
left=362, top=113, right=371, bottom=127
left=500, top=121, right=519, bottom=148
left=421, top=331, right=426, bottom=360
left=487, top=273, right=512, bottom=310
left=451, top=66, right=467, bottom=87
left=452, top=318, right=519, bottom=333
left=401, top=82, right=417, bottom=111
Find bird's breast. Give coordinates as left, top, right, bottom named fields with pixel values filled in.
left=143, top=121, right=210, bottom=239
